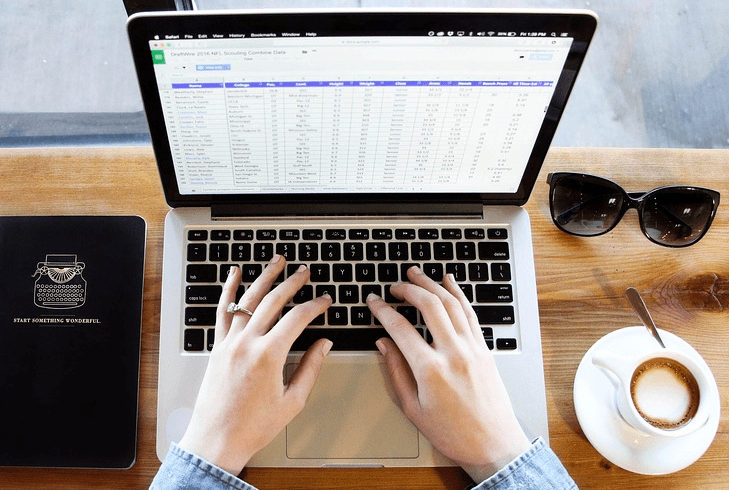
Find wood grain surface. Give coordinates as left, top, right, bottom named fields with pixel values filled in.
left=0, top=146, right=726, bottom=489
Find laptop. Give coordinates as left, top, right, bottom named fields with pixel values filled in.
left=127, top=8, right=596, bottom=467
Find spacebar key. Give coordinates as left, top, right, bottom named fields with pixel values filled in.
left=291, top=328, right=390, bottom=351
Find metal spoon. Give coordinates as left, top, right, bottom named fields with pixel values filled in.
left=625, top=287, right=666, bottom=348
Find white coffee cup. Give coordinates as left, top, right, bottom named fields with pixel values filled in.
left=592, top=347, right=713, bottom=438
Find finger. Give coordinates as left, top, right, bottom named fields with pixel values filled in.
left=389, top=282, right=459, bottom=348
left=284, top=338, right=333, bottom=418
left=442, top=273, right=484, bottom=344
left=405, top=266, right=473, bottom=340
left=375, top=338, right=422, bottom=423
left=243, top=264, right=312, bottom=337
left=214, top=265, right=241, bottom=343
left=265, top=293, right=333, bottom=349
left=366, top=293, right=430, bottom=367
left=229, top=255, right=286, bottom=334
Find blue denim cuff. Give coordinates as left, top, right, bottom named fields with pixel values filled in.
left=473, top=437, right=578, bottom=490
left=150, top=443, right=259, bottom=490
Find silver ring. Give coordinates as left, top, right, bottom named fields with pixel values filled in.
left=226, top=302, right=254, bottom=316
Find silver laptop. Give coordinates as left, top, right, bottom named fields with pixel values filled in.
left=127, top=8, right=596, bottom=467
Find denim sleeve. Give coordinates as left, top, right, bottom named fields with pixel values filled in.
left=149, top=444, right=259, bottom=490
left=472, top=438, right=578, bottom=490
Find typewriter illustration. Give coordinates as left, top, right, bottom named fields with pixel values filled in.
left=33, top=254, right=87, bottom=309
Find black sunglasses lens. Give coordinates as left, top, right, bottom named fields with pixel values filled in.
left=641, top=189, right=716, bottom=246
left=551, top=175, right=624, bottom=236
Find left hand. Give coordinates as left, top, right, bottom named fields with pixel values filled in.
left=178, top=255, right=333, bottom=475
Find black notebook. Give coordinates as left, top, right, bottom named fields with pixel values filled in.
left=0, top=216, right=146, bottom=468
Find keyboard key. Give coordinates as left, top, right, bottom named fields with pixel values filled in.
left=241, top=264, right=263, bottom=282
left=491, top=263, right=512, bottom=281
left=395, top=229, right=416, bottom=239
left=276, top=242, right=296, bottom=261
left=188, top=230, right=208, bottom=241
left=186, top=285, right=223, bottom=304
left=455, top=242, right=476, bottom=260
left=187, top=264, right=217, bottom=283
left=232, top=243, right=251, bottom=261
left=388, top=242, right=409, bottom=260
left=328, top=307, right=348, bottom=325
left=459, top=284, right=474, bottom=302
left=423, top=263, right=443, bottom=281
left=280, top=229, right=300, bottom=240
left=355, top=263, right=376, bottom=282
left=372, top=229, right=393, bottom=239
left=468, top=263, right=489, bottom=281
left=366, top=242, right=386, bottom=260
left=361, top=284, right=382, bottom=300
left=299, top=242, right=318, bottom=261
left=303, top=229, right=323, bottom=240
left=326, top=229, right=347, bottom=240
left=233, top=229, right=254, bottom=240
left=187, top=243, right=207, bottom=262
left=433, top=242, right=454, bottom=260
left=291, top=327, right=390, bottom=351
left=442, top=228, right=462, bottom=239
left=396, top=306, right=418, bottom=325
left=209, top=243, right=229, bottom=262
left=378, top=263, right=399, bottom=282
left=207, top=329, right=215, bottom=351
left=446, top=263, right=466, bottom=282
left=321, top=243, right=341, bottom=261
left=257, top=230, right=277, bottom=240
left=349, top=229, right=370, bottom=240
left=293, top=285, right=313, bottom=304
left=338, top=285, right=359, bottom=304
left=253, top=243, right=274, bottom=261
left=184, top=329, right=205, bottom=351
left=476, top=284, right=513, bottom=303
left=488, top=228, right=508, bottom=240
left=496, top=338, right=518, bottom=350
left=185, top=307, right=216, bottom=326
left=343, top=242, right=364, bottom=261
left=316, top=284, right=336, bottom=302
left=479, top=242, right=510, bottom=260
left=411, top=242, right=431, bottom=260
left=384, top=285, right=403, bottom=303
left=351, top=307, right=372, bottom=325
left=465, top=228, right=485, bottom=239
left=309, top=264, right=330, bottom=282
left=211, top=230, right=231, bottom=241
left=418, top=229, right=439, bottom=239
left=473, top=306, right=515, bottom=325
left=332, top=264, right=353, bottom=282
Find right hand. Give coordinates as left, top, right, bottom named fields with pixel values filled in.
left=366, top=266, right=531, bottom=484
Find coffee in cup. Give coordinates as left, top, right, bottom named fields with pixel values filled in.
left=592, top=346, right=713, bottom=438
left=630, top=357, right=700, bottom=430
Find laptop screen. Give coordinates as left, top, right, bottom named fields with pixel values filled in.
left=128, top=10, right=597, bottom=207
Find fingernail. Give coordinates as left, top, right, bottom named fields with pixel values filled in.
left=322, top=339, right=333, bottom=356
left=321, top=292, right=331, bottom=299
left=296, top=264, right=307, bottom=273
left=367, top=293, right=381, bottom=302
left=409, top=265, right=423, bottom=275
left=227, top=265, right=239, bottom=276
left=270, top=254, right=282, bottom=264
left=446, top=273, right=456, bottom=283
left=375, top=339, right=387, bottom=356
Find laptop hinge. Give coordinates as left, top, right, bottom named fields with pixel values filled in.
left=211, top=201, right=484, bottom=219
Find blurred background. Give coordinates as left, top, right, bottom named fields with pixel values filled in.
left=1, top=0, right=727, bottom=148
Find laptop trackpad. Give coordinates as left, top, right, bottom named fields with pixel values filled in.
left=285, top=359, right=419, bottom=460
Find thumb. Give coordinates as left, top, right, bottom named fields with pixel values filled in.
left=376, top=337, right=421, bottom=422
left=284, top=338, right=333, bottom=415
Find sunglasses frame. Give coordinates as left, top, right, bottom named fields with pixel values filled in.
left=546, top=172, right=721, bottom=247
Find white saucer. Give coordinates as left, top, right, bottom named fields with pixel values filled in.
left=574, top=327, right=720, bottom=475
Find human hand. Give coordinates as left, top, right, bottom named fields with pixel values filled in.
left=366, top=266, right=530, bottom=483
left=178, top=255, right=333, bottom=475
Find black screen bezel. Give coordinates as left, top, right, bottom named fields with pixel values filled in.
left=127, top=9, right=597, bottom=209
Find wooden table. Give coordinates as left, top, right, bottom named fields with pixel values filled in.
left=0, top=147, right=726, bottom=489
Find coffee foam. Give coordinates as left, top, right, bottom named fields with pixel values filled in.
left=630, top=358, right=700, bottom=430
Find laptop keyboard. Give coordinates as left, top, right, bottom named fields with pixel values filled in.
left=182, top=225, right=518, bottom=353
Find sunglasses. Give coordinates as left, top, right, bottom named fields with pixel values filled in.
left=547, top=172, right=720, bottom=247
